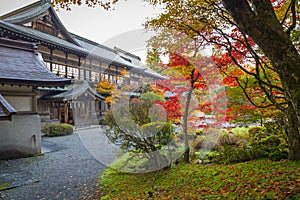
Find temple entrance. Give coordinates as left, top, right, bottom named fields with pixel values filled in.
left=44, top=81, right=106, bottom=127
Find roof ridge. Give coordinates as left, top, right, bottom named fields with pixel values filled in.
left=0, top=1, right=80, bottom=46
left=70, top=32, right=116, bottom=53
left=114, top=47, right=141, bottom=61
left=0, top=0, right=44, bottom=20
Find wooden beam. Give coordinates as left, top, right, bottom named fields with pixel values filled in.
left=0, top=91, right=36, bottom=96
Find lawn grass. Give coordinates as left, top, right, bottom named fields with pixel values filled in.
left=100, top=159, right=300, bottom=199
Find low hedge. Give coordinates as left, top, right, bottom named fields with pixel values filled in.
left=42, top=123, right=73, bottom=137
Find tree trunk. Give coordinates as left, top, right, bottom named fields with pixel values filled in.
left=287, top=105, right=300, bottom=160
left=222, top=0, right=300, bottom=160
left=183, top=87, right=193, bottom=163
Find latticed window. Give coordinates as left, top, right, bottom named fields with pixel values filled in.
left=35, top=20, right=57, bottom=36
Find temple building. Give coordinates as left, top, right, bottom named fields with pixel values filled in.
left=0, top=0, right=165, bottom=128
left=0, top=38, right=70, bottom=158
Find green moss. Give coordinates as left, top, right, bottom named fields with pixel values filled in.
left=0, top=182, right=11, bottom=191
left=99, top=159, right=300, bottom=199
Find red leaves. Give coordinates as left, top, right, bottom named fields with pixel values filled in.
left=213, top=52, right=233, bottom=67
left=154, top=96, right=182, bottom=121
left=223, top=76, right=238, bottom=87
left=167, top=53, right=191, bottom=68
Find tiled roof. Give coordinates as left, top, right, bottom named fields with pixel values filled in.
left=44, top=80, right=105, bottom=100
left=114, top=47, right=166, bottom=79
left=1, top=2, right=50, bottom=24
left=70, top=33, right=146, bottom=71
left=0, top=21, right=86, bottom=53
left=113, top=47, right=147, bottom=71
left=0, top=38, right=71, bottom=86
left=0, top=94, right=16, bottom=119
left=0, top=0, right=79, bottom=45
left=0, top=0, right=166, bottom=80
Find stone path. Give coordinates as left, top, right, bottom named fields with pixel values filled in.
left=0, top=126, right=119, bottom=200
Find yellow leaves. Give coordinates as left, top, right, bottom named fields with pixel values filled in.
left=120, top=68, right=127, bottom=76
left=96, top=79, right=119, bottom=104
left=274, top=0, right=293, bottom=21
left=172, top=65, right=195, bottom=77
left=96, top=79, right=115, bottom=94
left=105, top=96, right=113, bottom=103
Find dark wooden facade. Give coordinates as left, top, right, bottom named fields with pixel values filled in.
left=0, top=0, right=166, bottom=127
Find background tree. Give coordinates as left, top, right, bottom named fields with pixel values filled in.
left=156, top=51, right=225, bottom=163
left=145, top=48, right=163, bottom=73
left=145, top=0, right=300, bottom=160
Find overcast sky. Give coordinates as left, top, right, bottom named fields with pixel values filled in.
left=0, top=0, right=162, bottom=62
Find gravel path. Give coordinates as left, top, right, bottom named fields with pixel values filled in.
left=0, top=127, right=116, bottom=200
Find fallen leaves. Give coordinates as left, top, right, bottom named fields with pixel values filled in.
left=99, top=159, right=300, bottom=199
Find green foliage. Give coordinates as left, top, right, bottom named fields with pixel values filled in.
left=41, top=123, right=73, bottom=137
left=250, top=135, right=288, bottom=161
left=104, top=98, right=174, bottom=170
left=210, top=146, right=252, bottom=164
left=248, top=126, right=267, bottom=145
left=140, top=92, right=165, bottom=103
left=264, top=120, right=288, bottom=142
left=0, top=182, right=11, bottom=191
left=193, top=125, right=288, bottom=164
left=100, top=159, right=300, bottom=199
left=141, top=122, right=173, bottom=146
left=145, top=48, right=163, bottom=73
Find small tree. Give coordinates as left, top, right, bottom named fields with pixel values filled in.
left=104, top=92, right=174, bottom=171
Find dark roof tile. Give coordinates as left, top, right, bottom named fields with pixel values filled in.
left=0, top=94, right=16, bottom=118
left=44, top=80, right=105, bottom=100
left=0, top=38, right=71, bottom=86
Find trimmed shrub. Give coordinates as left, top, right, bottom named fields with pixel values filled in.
left=42, top=123, right=73, bottom=137
left=211, top=146, right=251, bottom=164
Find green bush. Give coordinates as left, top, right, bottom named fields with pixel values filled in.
left=140, top=92, right=165, bottom=102
left=250, top=135, right=288, bottom=161
left=248, top=126, right=267, bottom=145
left=202, top=125, right=289, bottom=164
left=42, top=123, right=73, bottom=137
left=211, top=146, right=251, bottom=164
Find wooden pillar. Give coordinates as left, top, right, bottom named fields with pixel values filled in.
left=64, top=103, right=68, bottom=124
left=50, top=48, right=53, bottom=72
left=78, top=56, right=81, bottom=79
left=65, top=53, right=68, bottom=78
left=83, top=59, right=86, bottom=80
left=85, top=101, right=89, bottom=126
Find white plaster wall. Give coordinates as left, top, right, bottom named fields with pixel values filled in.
left=0, top=114, right=41, bottom=155
left=4, top=96, right=32, bottom=112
